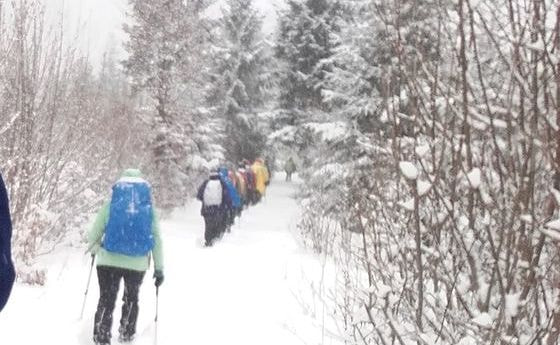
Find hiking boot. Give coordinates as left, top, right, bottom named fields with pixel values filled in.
left=94, top=335, right=111, bottom=345
left=118, top=333, right=135, bottom=343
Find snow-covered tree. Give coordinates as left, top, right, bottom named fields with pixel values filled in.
left=0, top=0, right=146, bottom=283
left=267, top=0, right=347, bottom=179
left=207, top=0, right=272, bottom=163
left=296, top=0, right=560, bottom=344
left=275, top=0, right=343, bottom=111
left=124, top=0, right=219, bottom=207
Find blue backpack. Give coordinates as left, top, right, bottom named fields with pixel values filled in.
left=103, top=178, right=154, bottom=256
left=218, top=168, right=241, bottom=209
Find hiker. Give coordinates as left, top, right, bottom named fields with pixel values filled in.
left=229, top=169, right=243, bottom=216
left=88, top=169, right=164, bottom=345
left=284, top=157, right=296, bottom=182
left=235, top=164, right=248, bottom=208
left=218, top=167, right=242, bottom=232
left=251, top=159, right=270, bottom=203
left=243, top=160, right=257, bottom=205
left=0, top=173, right=15, bottom=313
left=197, top=171, right=231, bottom=246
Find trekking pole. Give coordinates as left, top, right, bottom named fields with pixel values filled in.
left=155, top=286, right=159, bottom=322
left=154, top=286, right=160, bottom=345
left=79, top=254, right=95, bottom=320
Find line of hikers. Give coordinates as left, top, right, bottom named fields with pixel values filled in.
left=85, top=158, right=270, bottom=345
left=0, top=159, right=271, bottom=345
left=197, top=158, right=270, bottom=247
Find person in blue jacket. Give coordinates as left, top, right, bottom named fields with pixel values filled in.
left=0, top=173, right=15, bottom=312
left=218, top=167, right=241, bottom=233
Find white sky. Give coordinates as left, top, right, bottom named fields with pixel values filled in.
left=46, top=0, right=285, bottom=69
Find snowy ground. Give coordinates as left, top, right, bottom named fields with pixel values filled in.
left=1, top=174, right=334, bottom=345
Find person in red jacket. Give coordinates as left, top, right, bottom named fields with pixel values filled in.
left=243, top=160, right=257, bottom=205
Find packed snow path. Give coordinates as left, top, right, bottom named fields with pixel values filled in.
left=1, top=174, right=328, bottom=345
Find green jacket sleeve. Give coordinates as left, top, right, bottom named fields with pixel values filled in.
left=88, top=202, right=110, bottom=254
left=151, top=208, right=164, bottom=271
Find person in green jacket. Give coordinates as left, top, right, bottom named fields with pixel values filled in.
left=88, top=169, right=164, bottom=345
left=284, top=157, right=296, bottom=182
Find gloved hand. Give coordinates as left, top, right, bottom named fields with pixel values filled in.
left=153, top=270, right=164, bottom=287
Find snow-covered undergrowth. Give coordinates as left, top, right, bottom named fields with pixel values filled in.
left=1, top=174, right=336, bottom=345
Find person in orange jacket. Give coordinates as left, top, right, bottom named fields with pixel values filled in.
left=251, top=158, right=269, bottom=203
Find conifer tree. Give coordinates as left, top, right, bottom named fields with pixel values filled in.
left=124, top=0, right=217, bottom=207
left=275, top=0, right=342, bottom=111
left=208, top=0, right=272, bottom=163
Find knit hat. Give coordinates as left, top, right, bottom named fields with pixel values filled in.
left=121, top=168, right=143, bottom=178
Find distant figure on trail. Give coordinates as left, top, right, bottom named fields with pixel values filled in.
left=197, top=171, right=231, bottom=246
left=0, top=173, right=15, bottom=313
left=88, top=169, right=164, bottom=345
left=284, top=158, right=297, bottom=182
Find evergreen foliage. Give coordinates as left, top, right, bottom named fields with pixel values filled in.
left=124, top=0, right=221, bottom=207
left=208, top=0, right=272, bottom=163
left=275, top=0, right=343, bottom=111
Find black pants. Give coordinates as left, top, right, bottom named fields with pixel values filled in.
left=93, top=266, right=145, bottom=344
left=204, top=212, right=225, bottom=246
left=225, top=208, right=235, bottom=233
left=286, top=172, right=293, bottom=181
left=247, top=189, right=257, bottom=205
left=0, top=253, right=15, bottom=312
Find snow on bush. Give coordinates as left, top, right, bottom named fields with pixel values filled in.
left=417, top=180, right=432, bottom=196
left=303, top=121, right=349, bottom=143
left=465, top=168, right=482, bottom=189
left=399, top=161, right=419, bottom=180
left=293, top=1, right=560, bottom=344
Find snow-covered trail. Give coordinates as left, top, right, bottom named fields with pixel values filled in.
left=1, top=174, right=327, bottom=345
